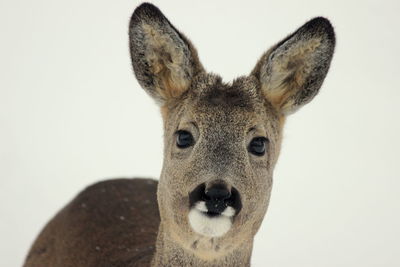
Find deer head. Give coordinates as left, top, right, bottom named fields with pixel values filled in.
left=129, top=3, right=335, bottom=262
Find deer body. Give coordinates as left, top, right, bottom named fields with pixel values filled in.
left=25, top=179, right=159, bottom=266
left=24, top=3, right=335, bottom=266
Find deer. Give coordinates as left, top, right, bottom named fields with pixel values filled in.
left=24, top=3, right=335, bottom=267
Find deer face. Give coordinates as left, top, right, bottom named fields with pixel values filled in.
left=129, top=3, right=334, bottom=258
left=160, top=74, right=282, bottom=240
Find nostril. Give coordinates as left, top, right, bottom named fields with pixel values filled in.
left=205, top=185, right=231, bottom=200
left=189, top=182, right=242, bottom=217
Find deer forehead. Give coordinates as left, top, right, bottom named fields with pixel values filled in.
left=165, top=74, right=282, bottom=139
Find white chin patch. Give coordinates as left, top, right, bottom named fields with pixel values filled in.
left=188, top=201, right=235, bottom=237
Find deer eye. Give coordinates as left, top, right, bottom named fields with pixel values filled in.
left=248, top=137, right=269, bottom=156
left=176, top=130, right=194, bottom=148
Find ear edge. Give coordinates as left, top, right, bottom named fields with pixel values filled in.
left=286, top=17, right=335, bottom=47
left=129, top=3, right=166, bottom=104
left=130, top=3, right=165, bottom=27
left=282, top=17, right=335, bottom=114
left=130, top=3, right=190, bottom=43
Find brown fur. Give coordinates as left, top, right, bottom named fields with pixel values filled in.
left=24, top=179, right=159, bottom=267
left=24, top=3, right=335, bottom=266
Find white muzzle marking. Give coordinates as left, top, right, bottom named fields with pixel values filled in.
left=188, top=201, right=235, bottom=237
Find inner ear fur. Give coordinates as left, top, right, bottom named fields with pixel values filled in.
left=252, top=17, right=335, bottom=115
left=129, top=3, right=204, bottom=105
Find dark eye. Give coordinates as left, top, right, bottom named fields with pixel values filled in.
left=248, top=137, right=269, bottom=156
left=176, top=130, right=194, bottom=148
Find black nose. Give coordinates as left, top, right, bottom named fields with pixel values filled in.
left=205, top=184, right=231, bottom=200
left=203, top=184, right=230, bottom=215
left=189, top=182, right=242, bottom=217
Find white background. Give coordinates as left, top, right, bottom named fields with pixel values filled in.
left=1, top=0, right=400, bottom=266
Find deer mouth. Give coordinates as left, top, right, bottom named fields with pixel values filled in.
left=188, top=183, right=242, bottom=237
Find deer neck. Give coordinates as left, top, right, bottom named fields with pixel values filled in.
left=151, top=222, right=253, bottom=267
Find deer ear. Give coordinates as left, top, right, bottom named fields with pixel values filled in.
left=252, top=17, right=335, bottom=115
left=129, top=3, right=204, bottom=105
